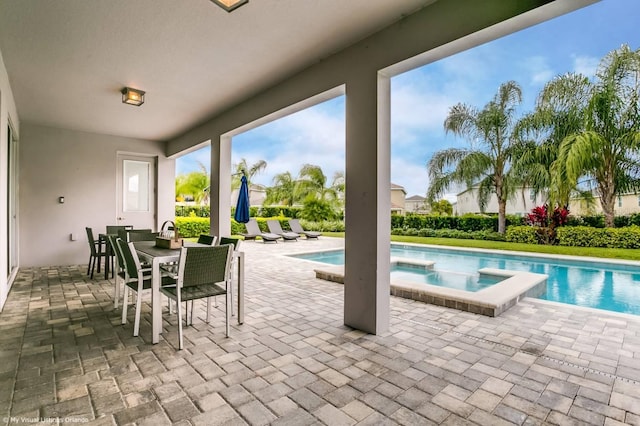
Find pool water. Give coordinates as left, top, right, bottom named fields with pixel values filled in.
left=392, top=264, right=502, bottom=292
left=292, top=245, right=640, bottom=315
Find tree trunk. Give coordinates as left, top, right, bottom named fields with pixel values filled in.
left=599, top=170, right=616, bottom=228
left=601, top=193, right=616, bottom=228
left=498, top=198, right=507, bottom=234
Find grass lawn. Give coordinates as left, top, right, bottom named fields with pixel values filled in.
left=321, top=232, right=640, bottom=261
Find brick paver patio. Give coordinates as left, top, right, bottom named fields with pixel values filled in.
left=1, top=237, right=639, bottom=425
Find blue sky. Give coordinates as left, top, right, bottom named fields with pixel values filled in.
left=177, top=0, right=640, bottom=199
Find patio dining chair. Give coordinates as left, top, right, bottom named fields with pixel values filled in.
left=85, top=227, right=108, bottom=279
left=107, top=235, right=126, bottom=308
left=117, top=239, right=176, bottom=337
left=160, top=244, right=233, bottom=349
left=117, top=229, right=155, bottom=242
left=218, top=237, right=241, bottom=315
left=106, top=225, right=128, bottom=234
left=197, top=234, right=217, bottom=245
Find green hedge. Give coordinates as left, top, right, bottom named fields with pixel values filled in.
left=557, top=225, right=640, bottom=248
left=175, top=216, right=345, bottom=237
left=566, top=213, right=640, bottom=228
left=391, top=213, right=525, bottom=232
left=175, top=217, right=210, bottom=238
left=391, top=227, right=505, bottom=241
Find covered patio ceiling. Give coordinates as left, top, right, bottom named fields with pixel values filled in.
left=0, top=0, right=436, bottom=142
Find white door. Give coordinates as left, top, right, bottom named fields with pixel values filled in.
left=6, top=124, right=18, bottom=279
left=116, top=154, right=157, bottom=230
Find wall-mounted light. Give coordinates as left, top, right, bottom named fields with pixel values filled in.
left=58, top=196, right=65, bottom=204
left=121, top=87, right=145, bottom=106
left=211, top=0, right=248, bottom=12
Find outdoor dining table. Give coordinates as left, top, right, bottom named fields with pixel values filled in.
left=133, top=240, right=245, bottom=344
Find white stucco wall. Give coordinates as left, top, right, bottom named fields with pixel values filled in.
left=456, top=188, right=546, bottom=216
left=19, top=124, right=175, bottom=267
left=0, top=49, right=20, bottom=311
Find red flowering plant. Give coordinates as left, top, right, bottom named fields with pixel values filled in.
left=528, top=205, right=549, bottom=227
left=527, top=204, right=569, bottom=244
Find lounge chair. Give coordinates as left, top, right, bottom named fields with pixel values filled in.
left=266, top=220, right=300, bottom=241
left=288, top=219, right=322, bottom=239
left=242, top=219, right=281, bottom=243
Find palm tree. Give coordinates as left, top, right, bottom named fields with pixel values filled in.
left=295, top=164, right=337, bottom=202
left=330, top=171, right=345, bottom=208
left=175, top=161, right=210, bottom=204
left=264, top=171, right=297, bottom=206
left=428, top=81, right=524, bottom=234
left=513, top=73, right=591, bottom=207
left=231, top=158, right=267, bottom=191
left=552, top=45, right=640, bottom=227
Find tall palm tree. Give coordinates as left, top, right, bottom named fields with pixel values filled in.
left=513, top=73, right=591, bottom=207
left=231, top=158, right=267, bottom=191
left=264, top=171, right=297, bottom=206
left=295, top=164, right=337, bottom=202
left=175, top=161, right=210, bottom=204
left=552, top=45, right=640, bottom=227
left=428, top=81, right=524, bottom=234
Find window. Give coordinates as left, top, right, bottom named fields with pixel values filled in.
left=123, top=160, right=150, bottom=212
left=618, top=195, right=623, bottom=207
left=529, top=189, right=536, bottom=201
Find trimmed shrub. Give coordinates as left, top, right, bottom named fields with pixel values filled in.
left=417, top=228, right=437, bottom=237
left=231, top=219, right=244, bottom=235
left=403, top=228, right=420, bottom=236
left=505, top=226, right=538, bottom=244
left=391, top=227, right=405, bottom=235
left=307, top=220, right=344, bottom=232
left=175, top=217, right=210, bottom=238
left=473, top=230, right=507, bottom=242
left=457, top=214, right=494, bottom=231
left=556, top=225, right=640, bottom=248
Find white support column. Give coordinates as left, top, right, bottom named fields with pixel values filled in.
left=344, top=72, right=391, bottom=334
left=210, top=134, right=232, bottom=237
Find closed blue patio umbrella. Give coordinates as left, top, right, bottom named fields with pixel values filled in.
left=234, top=175, right=250, bottom=223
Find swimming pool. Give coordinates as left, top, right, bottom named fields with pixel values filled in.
left=291, top=244, right=640, bottom=315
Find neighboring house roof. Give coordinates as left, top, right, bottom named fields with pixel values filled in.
left=406, top=195, right=426, bottom=201
left=390, top=183, right=407, bottom=194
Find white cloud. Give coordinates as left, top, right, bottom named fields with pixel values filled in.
left=232, top=102, right=346, bottom=187
left=390, top=157, right=429, bottom=198
left=572, top=54, right=599, bottom=78
left=522, top=55, right=554, bottom=86
left=391, top=79, right=451, bottom=140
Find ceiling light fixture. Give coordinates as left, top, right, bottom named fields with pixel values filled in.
left=121, top=87, right=145, bottom=106
left=211, top=0, right=248, bottom=12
